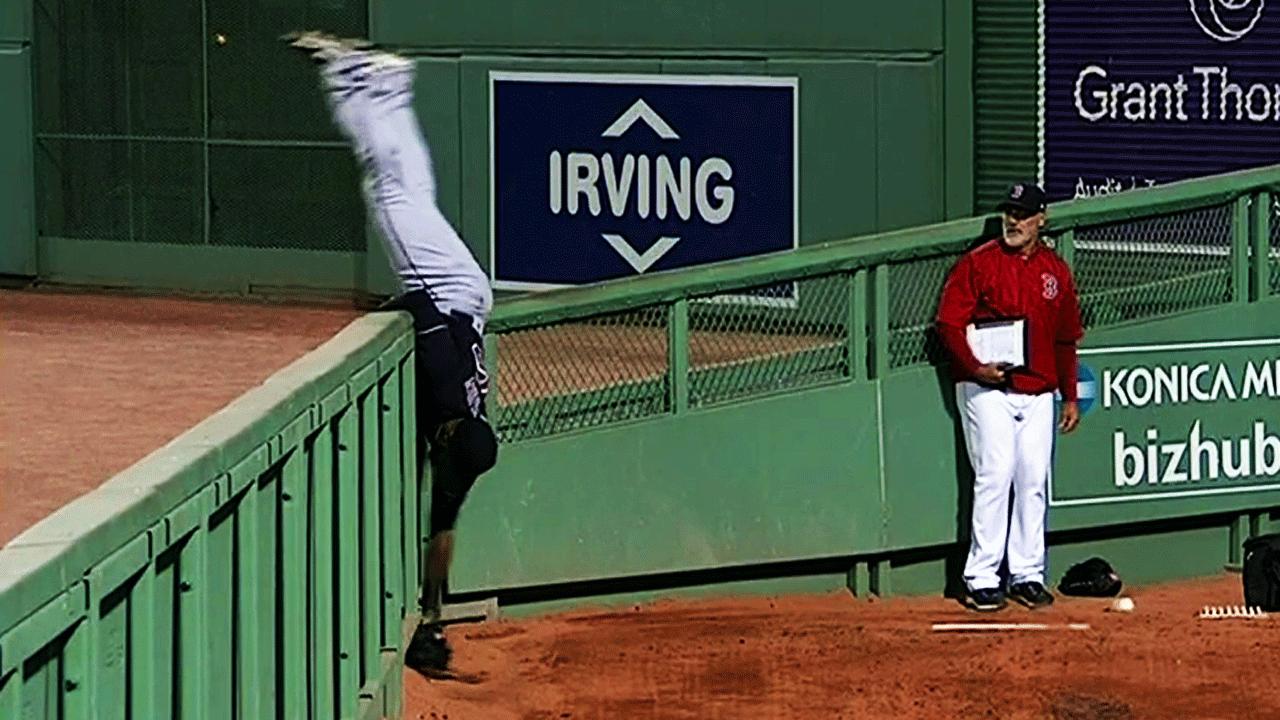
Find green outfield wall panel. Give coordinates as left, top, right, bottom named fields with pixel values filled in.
left=880, top=366, right=971, bottom=551
left=449, top=381, right=883, bottom=593
left=876, top=59, right=946, bottom=232
left=0, top=45, right=35, bottom=275
left=0, top=0, right=28, bottom=42
left=764, top=59, right=879, bottom=241
left=37, top=238, right=365, bottom=296
left=373, top=0, right=943, bottom=53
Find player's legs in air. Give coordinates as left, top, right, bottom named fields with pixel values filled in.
left=284, top=31, right=498, bottom=674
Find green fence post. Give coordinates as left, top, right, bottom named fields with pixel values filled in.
left=380, top=375, right=406, bottom=649
left=871, top=266, right=891, bottom=379
left=1252, top=191, right=1271, bottom=301
left=235, top=481, right=264, bottom=720
left=1229, top=514, right=1250, bottom=567
left=335, top=410, right=362, bottom=718
left=358, top=387, right=384, bottom=690
left=0, top=670, right=17, bottom=718
left=848, top=269, right=869, bottom=381
left=204, top=497, right=235, bottom=720
left=311, top=422, right=338, bottom=720
left=1058, top=229, right=1076, bottom=270
left=668, top=299, right=690, bottom=412
left=130, top=536, right=158, bottom=719
left=178, top=496, right=212, bottom=720
left=281, top=447, right=310, bottom=720
left=61, top=618, right=90, bottom=720
left=1233, top=195, right=1251, bottom=305
left=400, top=355, right=421, bottom=616
left=484, top=333, right=500, bottom=429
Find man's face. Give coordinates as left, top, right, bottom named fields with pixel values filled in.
left=1002, top=207, right=1044, bottom=250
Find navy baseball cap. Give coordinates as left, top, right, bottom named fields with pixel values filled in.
left=997, top=182, right=1047, bottom=215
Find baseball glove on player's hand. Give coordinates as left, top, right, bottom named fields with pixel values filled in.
left=1057, top=557, right=1123, bottom=597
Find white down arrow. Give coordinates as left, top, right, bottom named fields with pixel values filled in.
left=602, top=234, right=680, bottom=273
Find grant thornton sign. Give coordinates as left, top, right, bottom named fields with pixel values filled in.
left=1040, top=0, right=1280, bottom=202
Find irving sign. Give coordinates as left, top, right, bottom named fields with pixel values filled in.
left=490, top=71, right=798, bottom=290
left=1051, top=338, right=1280, bottom=506
left=1040, top=0, right=1280, bottom=202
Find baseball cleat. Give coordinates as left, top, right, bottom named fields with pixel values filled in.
left=279, top=30, right=373, bottom=63
left=965, top=587, right=1007, bottom=613
left=1009, top=581, right=1055, bottom=610
left=404, top=621, right=452, bottom=676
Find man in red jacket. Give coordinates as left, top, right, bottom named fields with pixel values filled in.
left=935, top=182, right=1084, bottom=613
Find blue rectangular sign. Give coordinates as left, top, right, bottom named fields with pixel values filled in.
left=490, top=72, right=798, bottom=289
left=1041, top=0, right=1280, bottom=202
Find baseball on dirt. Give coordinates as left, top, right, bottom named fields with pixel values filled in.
left=1111, top=597, right=1135, bottom=613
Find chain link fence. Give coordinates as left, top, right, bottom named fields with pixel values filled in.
left=1270, top=198, right=1280, bottom=295
left=887, top=254, right=957, bottom=369
left=1074, top=203, right=1233, bottom=328
left=32, top=0, right=367, bottom=252
left=36, top=137, right=206, bottom=245
left=687, top=275, right=850, bottom=407
left=494, top=306, right=669, bottom=443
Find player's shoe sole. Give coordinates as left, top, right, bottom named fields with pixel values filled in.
left=279, top=30, right=374, bottom=63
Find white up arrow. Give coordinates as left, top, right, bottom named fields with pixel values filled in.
left=601, top=99, right=679, bottom=140
left=602, top=234, right=680, bottom=274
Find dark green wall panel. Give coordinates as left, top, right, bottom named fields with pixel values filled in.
left=768, top=59, right=879, bottom=241
left=0, top=0, right=29, bottom=42
left=374, top=0, right=943, bottom=53
left=973, top=0, right=1038, bottom=213
left=37, top=237, right=363, bottom=294
left=450, top=382, right=883, bottom=593
left=876, top=59, right=946, bottom=232
left=880, top=366, right=968, bottom=551
left=0, top=46, right=35, bottom=275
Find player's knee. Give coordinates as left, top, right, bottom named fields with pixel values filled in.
left=438, top=416, right=498, bottom=479
left=426, top=417, right=498, bottom=535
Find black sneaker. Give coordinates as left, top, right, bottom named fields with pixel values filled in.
left=1009, top=581, right=1055, bottom=609
left=404, top=621, right=451, bottom=676
left=965, top=587, right=1007, bottom=613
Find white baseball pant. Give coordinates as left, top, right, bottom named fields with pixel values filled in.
left=317, top=51, right=493, bottom=328
left=956, top=382, right=1055, bottom=592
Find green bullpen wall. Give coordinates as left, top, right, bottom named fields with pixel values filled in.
left=6, top=0, right=975, bottom=296
left=446, top=165, right=1280, bottom=613
left=0, top=1, right=34, bottom=277
left=0, top=313, right=421, bottom=720
left=368, top=0, right=975, bottom=294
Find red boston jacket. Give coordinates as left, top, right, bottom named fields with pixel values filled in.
left=935, top=238, right=1084, bottom=401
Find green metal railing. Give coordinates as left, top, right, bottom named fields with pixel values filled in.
left=485, top=165, right=1280, bottom=443
left=0, top=313, right=419, bottom=720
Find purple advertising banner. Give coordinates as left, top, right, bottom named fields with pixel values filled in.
left=1041, top=0, right=1280, bottom=202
